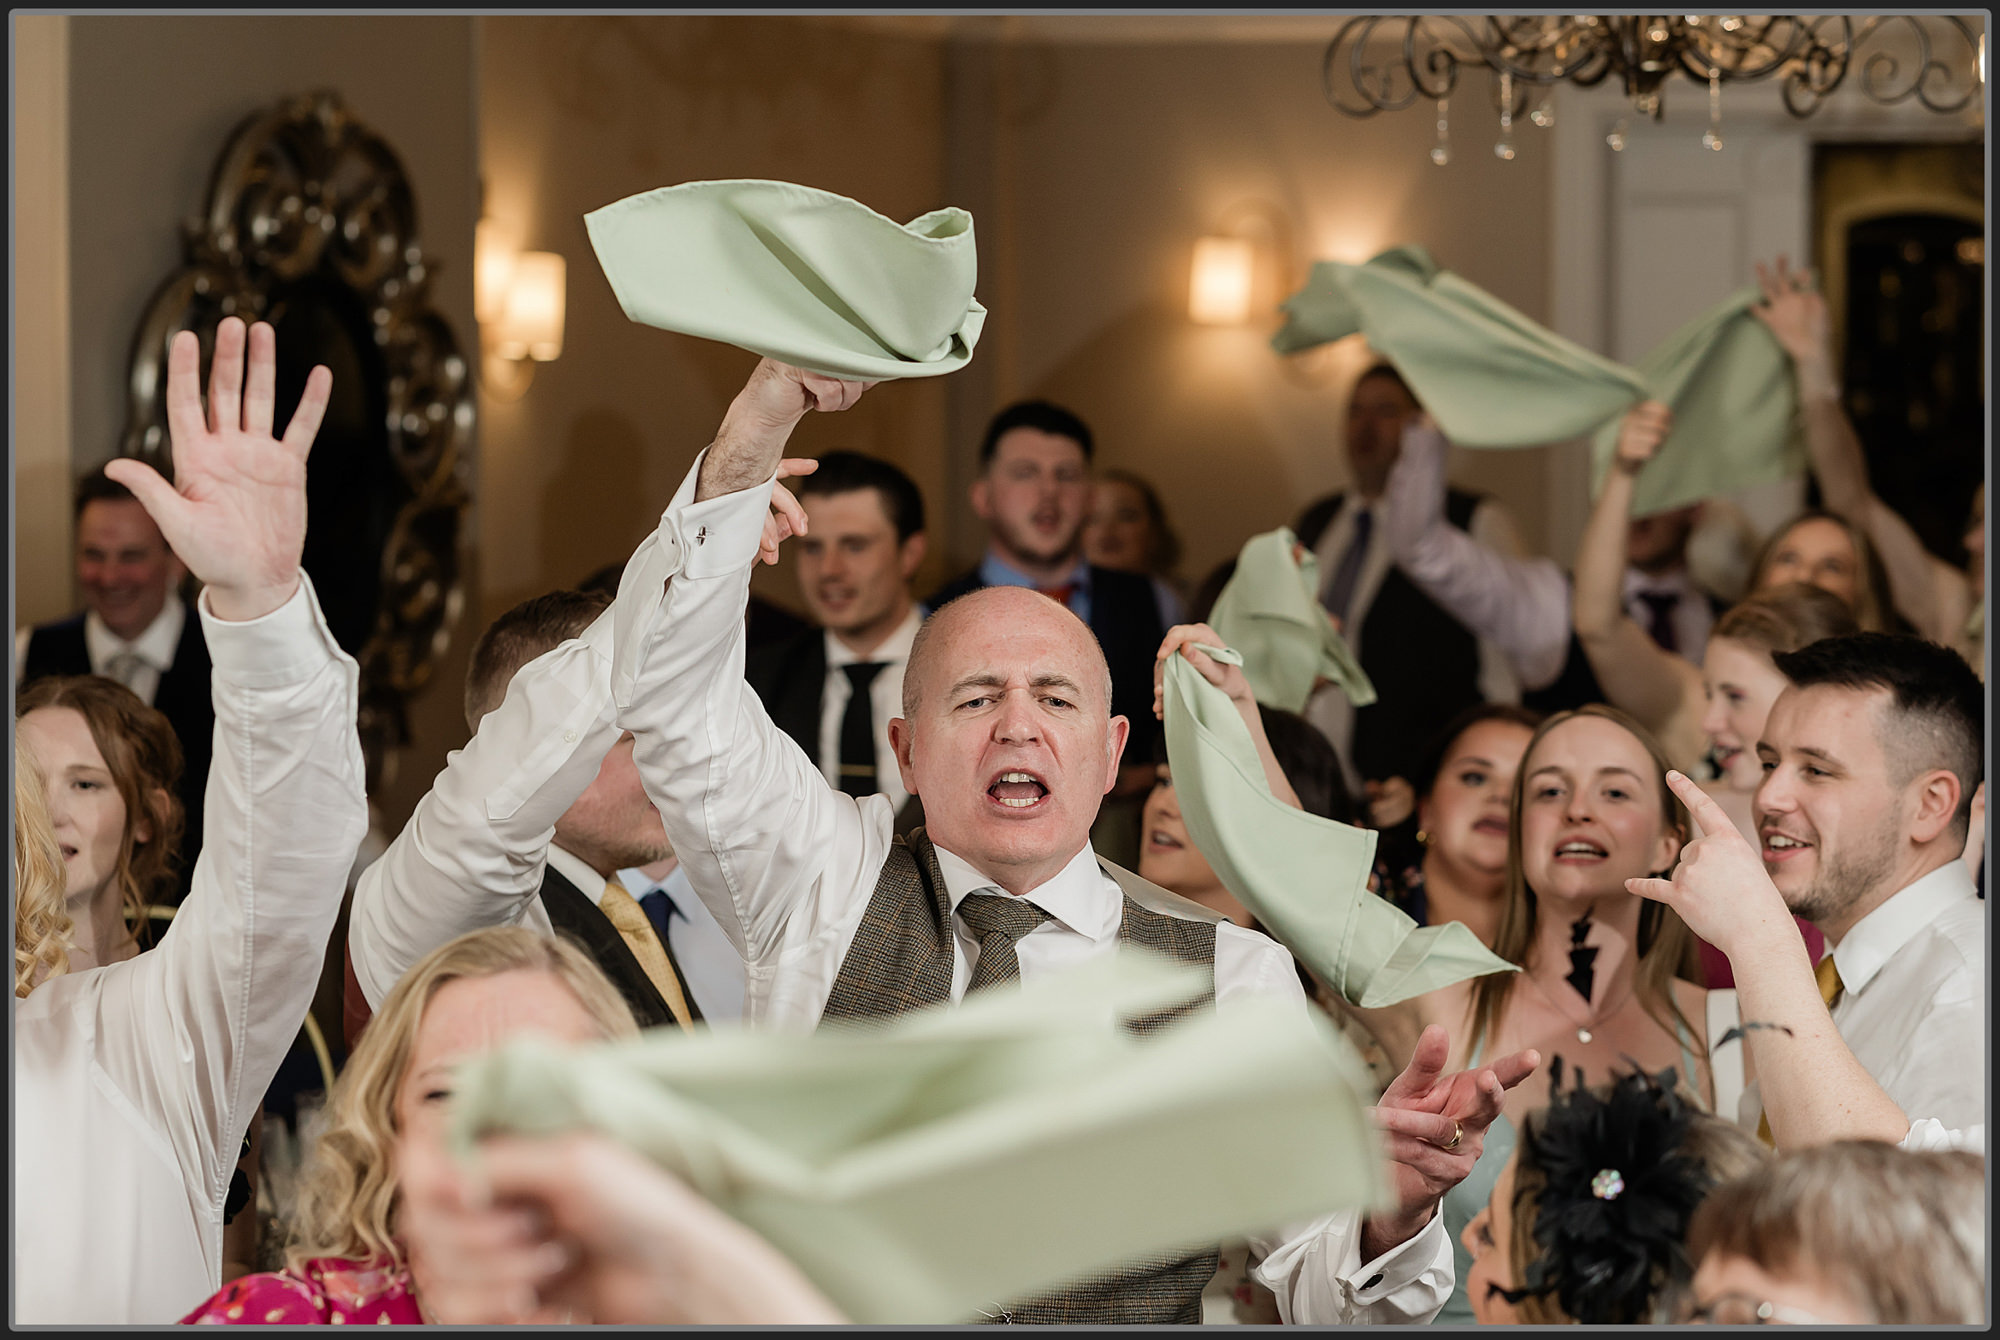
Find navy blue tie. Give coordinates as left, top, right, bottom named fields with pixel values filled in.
left=639, top=888, right=677, bottom=945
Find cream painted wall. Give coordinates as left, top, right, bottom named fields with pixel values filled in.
left=59, top=15, right=478, bottom=825
left=475, top=16, right=950, bottom=624
left=14, top=16, right=74, bottom=632
left=961, top=38, right=1558, bottom=588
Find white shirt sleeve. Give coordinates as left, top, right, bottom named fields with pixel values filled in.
left=1216, top=923, right=1454, bottom=1324
left=347, top=606, right=621, bottom=1008
left=1900, top=1118, right=1986, bottom=1154
left=611, top=451, right=892, bottom=1029
left=88, top=577, right=367, bottom=1234
left=1380, top=421, right=1573, bottom=692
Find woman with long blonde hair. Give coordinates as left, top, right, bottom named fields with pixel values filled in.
left=14, top=735, right=75, bottom=996
left=15, top=317, right=364, bottom=1325
left=179, top=926, right=639, bottom=1324
left=17, top=673, right=185, bottom=969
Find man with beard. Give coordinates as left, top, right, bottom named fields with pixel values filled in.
left=1739, top=632, right=1985, bottom=1135
left=748, top=451, right=928, bottom=835
left=930, top=402, right=1163, bottom=859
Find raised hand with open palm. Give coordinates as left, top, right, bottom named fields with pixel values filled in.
left=102, top=317, right=331, bottom=623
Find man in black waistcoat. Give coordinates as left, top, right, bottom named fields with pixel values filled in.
left=1291, top=364, right=1532, bottom=808
left=927, top=401, right=1163, bottom=865
left=746, top=451, right=928, bottom=838
left=17, top=464, right=212, bottom=896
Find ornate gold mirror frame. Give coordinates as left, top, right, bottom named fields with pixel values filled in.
left=119, top=90, right=474, bottom=789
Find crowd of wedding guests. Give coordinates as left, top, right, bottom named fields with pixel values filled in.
left=13, top=254, right=1987, bottom=1328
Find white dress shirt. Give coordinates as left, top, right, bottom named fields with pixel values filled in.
left=616, top=859, right=748, bottom=1023
left=1739, top=860, right=1986, bottom=1133
left=1621, top=566, right=1715, bottom=663
left=14, top=579, right=365, bottom=1324
left=818, top=606, right=921, bottom=816
left=1377, top=420, right=1572, bottom=693
left=14, top=592, right=187, bottom=705
left=1304, top=463, right=1525, bottom=792
left=605, top=451, right=1453, bottom=1326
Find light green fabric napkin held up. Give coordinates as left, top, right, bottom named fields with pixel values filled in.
left=1161, top=643, right=1517, bottom=1008
left=448, top=953, right=1389, bottom=1326
left=1273, top=247, right=1804, bottom=514
left=586, top=179, right=986, bottom=380
left=1207, top=527, right=1375, bottom=715
left=1587, top=285, right=1804, bottom=517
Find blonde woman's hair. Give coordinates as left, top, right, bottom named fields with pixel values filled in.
left=1686, top=1141, right=1986, bottom=1324
left=14, top=734, right=74, bottom=996
left=285, top=926, right=640, bottom=1271
left=1467, top=704, right=1702, bottom=1063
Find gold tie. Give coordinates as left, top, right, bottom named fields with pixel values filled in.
left=1756, top=954, right=1845, bottom=1146
left=599, top=878, right=694, bottom=1033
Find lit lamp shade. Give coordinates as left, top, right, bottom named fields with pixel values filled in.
left=475, top=219, right=518, bottom=325
left=498, top=251, right=566, bottom=362
left=1189, top=236, right=1255, bottom=325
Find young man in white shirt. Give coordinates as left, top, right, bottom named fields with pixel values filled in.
left=606, top=356, right=1537, bottom=1326
left=1737, top=632, right=1985, bottom=1134
left=746, top=450, right=928, bottom=833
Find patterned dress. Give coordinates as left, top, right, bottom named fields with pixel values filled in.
left=181, top=1256, right=423, bottom=1326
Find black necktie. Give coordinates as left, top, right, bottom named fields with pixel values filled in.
left=839, top=662, right=887, bottom=798
left=958, top=892, right=1054, bottom=993
left=1636, top=591, right=1681, bottom=654
left=1320, top=507, right=1374, bottom=626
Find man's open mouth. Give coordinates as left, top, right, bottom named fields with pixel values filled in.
left=988, top=770, right=1050, bottom=810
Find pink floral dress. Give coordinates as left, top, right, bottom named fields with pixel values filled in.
left=181, top=1257, right=424, bottom=1325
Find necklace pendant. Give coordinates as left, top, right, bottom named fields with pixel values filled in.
left=1577, top=1027, right=1593, bottom=1044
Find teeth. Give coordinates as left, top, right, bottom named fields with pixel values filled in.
left=1557, top=843, right=1603, bottom=855
left=1766, top=835, right=1806, bottom=849
left=1000, top=772, right=1037, bottom=783
left=998, top=796, right=1037, bottom=808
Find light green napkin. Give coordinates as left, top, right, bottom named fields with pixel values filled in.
left=586, top=179, right=986, bottom=380
left=1272, top=249, right=1803, bottom=513
left=1207, top=528, right=1375, bottom=714
left=1587, top=286, right=1804, bottom=517
left=1161, top=644, right=1517, bottom=1008
left=449, top=953, right=1387, bottom=1326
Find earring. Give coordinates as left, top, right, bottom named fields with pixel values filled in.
left=1416, top=830, right=1431, bottom=846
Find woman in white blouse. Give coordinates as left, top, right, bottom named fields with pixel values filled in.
left=12, top=317, right=367, bottom=1324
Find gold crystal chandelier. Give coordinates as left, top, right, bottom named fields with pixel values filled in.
left=1323, top=15, right=1986, bottom=161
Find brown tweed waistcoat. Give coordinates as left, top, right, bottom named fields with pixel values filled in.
left=820, top=829, right=1222, bottom=1325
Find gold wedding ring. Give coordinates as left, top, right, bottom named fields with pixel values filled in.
left=1442, top=1121, right=1463, bottom=1153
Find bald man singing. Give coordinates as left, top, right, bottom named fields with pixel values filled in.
left=609, top=359, right=1532, bottom=1325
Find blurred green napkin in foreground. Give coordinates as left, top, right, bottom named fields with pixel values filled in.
left=1208, top=528, right=1375, bottom=714
left=1161, top=643, right=1517, bottom=1009
left=1274, top=247, right=1800, bottom=515
left=586, top=178, right=986, bottom=381
left=449, top=953, right=1387, bottom=1325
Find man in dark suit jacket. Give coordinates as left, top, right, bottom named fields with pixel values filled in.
left=344, top=588, right=742, bottom=1047
left=17, top=465, right=212, bottom=897
left=746, top=451, right=928, bottom=838
left=926, top=401, right=1164, bottom=865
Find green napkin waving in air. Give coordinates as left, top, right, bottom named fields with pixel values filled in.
left=1207, top=528, right=1375, bottom=715
left=587, top=179, right=986, bottom=380
left=1586, top=286, right=1804, bottom=517
left=1161, top=642, right=1516, bottom=1008
left=1273, top=247, right=1802, bottom=514
left=448, top=953, right=1388, bottom=1326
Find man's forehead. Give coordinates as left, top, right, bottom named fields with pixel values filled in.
left=1765, top=682, right=1889, bottom=745
left=802, top=487, right=893, bottom=530
left=78, top=498, right=163, bottom=544
left=993, top=428, right=1086, bottom=467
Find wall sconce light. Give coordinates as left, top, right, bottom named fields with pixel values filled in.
left=1189, top=235, right=1256, bottom=325
left=477, top=221, right=565, bottom=400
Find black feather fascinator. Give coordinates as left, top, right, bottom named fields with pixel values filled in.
left=1502, top=1057, right=1716, bottom=1325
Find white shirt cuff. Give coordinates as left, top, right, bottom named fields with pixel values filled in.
left=197, top=575, right=345, bottom=688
